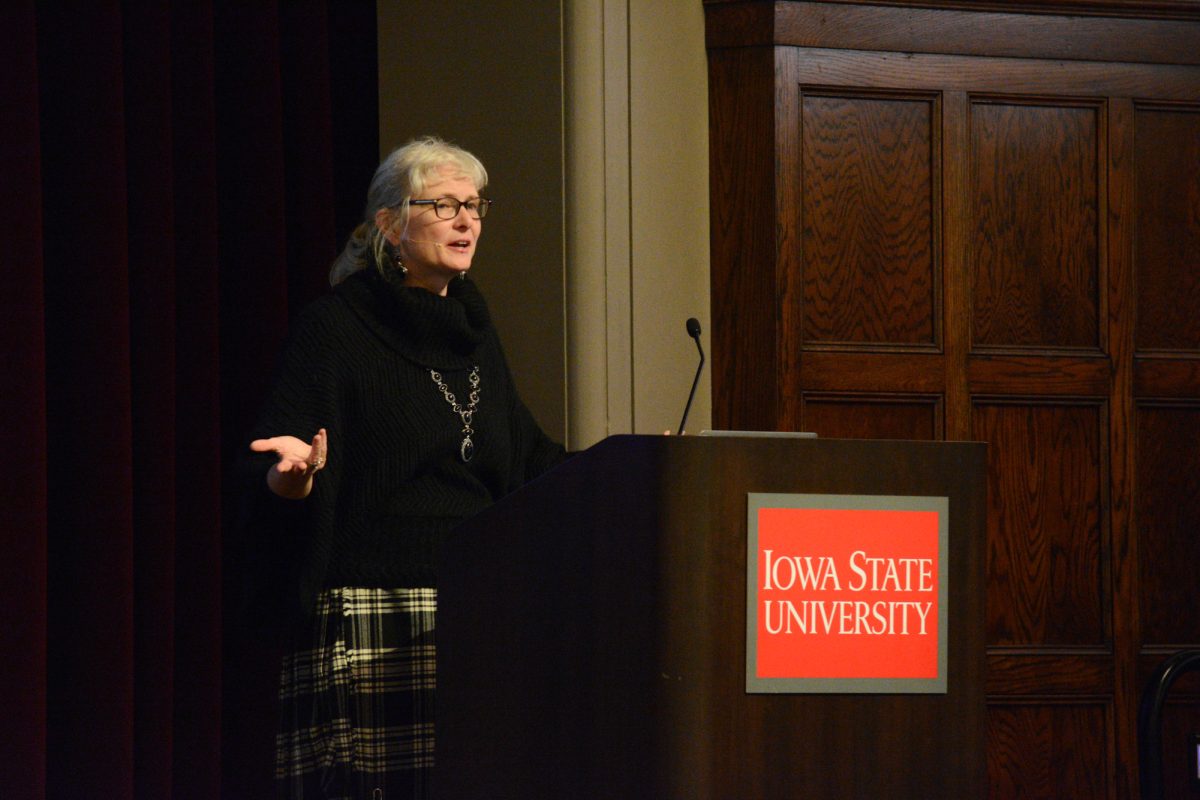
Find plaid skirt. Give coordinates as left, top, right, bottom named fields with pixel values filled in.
left=275, top=587, right=437, bottom=800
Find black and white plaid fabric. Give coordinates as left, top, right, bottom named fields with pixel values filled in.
left=275, top=587, right=437, bottom=799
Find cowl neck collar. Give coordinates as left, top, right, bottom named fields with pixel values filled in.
left=338, top=267, right=492, bottom=369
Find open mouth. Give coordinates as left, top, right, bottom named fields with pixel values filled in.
left=447, top=239, right=472, bottom=253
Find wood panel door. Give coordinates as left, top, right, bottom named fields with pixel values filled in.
left=706, top=2, right=1200, bottom=797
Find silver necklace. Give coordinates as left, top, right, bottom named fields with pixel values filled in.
left=430, top=365, right=480, bottom=462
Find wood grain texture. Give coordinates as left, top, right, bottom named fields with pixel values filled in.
left=702, top=0, right=1200, bottom=14
left=798, top=352, right=944, bottom=392
left=778, top=47, right=807, bottom=430
left=1138, top=651, right=1200, bottom=695
left=945, top=90, right=974, bottom=440
left=439, top=436, right=989, bottom=799
left=1134, top=357, right=1200, bottom=397
left=968, top=354, right=1111, bottom=395
left=1135, top=403, right=1200, bottom=644
left=803, top=0, right=1200, bottom=19
left=973, top=402, right=1107, bottom=646
left=801, top=394, right=941, bottom=439
left=786, top=48, right=1200, bottom=101
left=1134, top=104, right=1200, bottom=354
left=774, top=2, right=1200, bottom=63
left=987, top=702, right=1114, bottom=799
left=799, top=90, right=939, bottom=346
left=970, top=100, right=1102, bottom=350
left=1104, top=96, right=1141, bottom=800
left=705, top=2, right=1200, bottom=54
left=707, top=47, right=780, bottom=430
left=705, top=4, right=1200, bottom=796
left=987, top=650, right=1114, bottom=694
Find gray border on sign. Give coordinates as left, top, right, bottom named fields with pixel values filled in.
left=745, top=493, right=950, bottom=694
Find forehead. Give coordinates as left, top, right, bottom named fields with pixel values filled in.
left=420, top=165, right=478, bottom=198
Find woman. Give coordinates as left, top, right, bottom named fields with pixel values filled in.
left=244, top=136, right=565, bottom=798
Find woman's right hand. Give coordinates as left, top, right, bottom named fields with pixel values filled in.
left=249, top=428, right=328, bottom=500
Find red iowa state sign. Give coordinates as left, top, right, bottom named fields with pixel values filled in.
left=746, top=494, right=949, bottom=694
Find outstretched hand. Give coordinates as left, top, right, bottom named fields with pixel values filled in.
left=249, top=428, right=328, bottom=499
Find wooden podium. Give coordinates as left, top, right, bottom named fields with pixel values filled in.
left=436, top=434, right=987, bottom=798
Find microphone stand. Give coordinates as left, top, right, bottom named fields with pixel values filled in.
left=678, top=318, right=705, bottom=435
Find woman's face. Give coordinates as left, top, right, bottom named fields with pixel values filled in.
left=393, top=166, right=483, bottom=295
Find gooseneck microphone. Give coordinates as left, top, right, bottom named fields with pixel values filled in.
left=677, top=317, right=705, bottom=436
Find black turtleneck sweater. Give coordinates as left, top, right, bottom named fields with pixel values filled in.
left=242, top=268, right=565, bottom=628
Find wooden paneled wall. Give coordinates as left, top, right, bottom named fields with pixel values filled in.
left=704, top=1, right=1200, bottom=797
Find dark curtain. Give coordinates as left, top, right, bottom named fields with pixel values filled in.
left=0, top=2, right=378, bottom=797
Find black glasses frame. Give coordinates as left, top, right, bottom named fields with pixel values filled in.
left=408, top=197, right=492, bottom=220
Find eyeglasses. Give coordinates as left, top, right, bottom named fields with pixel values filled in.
left=408, top=196, right=492, bottom=220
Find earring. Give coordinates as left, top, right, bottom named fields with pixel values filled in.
left=393, top=251, right=408, bottom=277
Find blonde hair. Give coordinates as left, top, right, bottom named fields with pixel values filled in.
left=329, top=136, right=488, bottom=285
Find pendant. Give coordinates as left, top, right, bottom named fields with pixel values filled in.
left=460, top=436, right=475, bottom=463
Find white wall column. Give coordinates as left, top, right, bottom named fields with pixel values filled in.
left=566, top=0, right=710, bottom=449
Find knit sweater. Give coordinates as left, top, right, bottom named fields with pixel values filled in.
left=241, top=267, right=565, bottom=629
